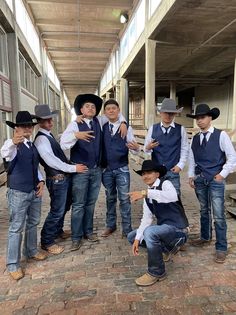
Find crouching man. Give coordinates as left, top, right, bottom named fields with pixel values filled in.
left=127, top=160, right=189, bottom=286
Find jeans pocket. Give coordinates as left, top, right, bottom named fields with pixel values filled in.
left=119, top=166, right=129, bottom=173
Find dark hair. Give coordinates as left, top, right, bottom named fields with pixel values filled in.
left=103, top=98, right=119, bottom=109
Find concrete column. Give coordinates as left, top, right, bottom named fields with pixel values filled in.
left=105, top=92, right=111, bottom=100
left=115, top=80, right=120, bottom=103
left=232, top=55, right=236, bottom=142
left=170, top=81, right=176, bottom=100
left=120, top=78, right=129, bottom=122
left=59, top=87, right=65, bottom=133
left=7, top=33, right=21, bottom=116
left=145, top=39, right=156, bottom=129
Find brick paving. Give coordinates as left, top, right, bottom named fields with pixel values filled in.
left=0, top=162, right=236, bottom=315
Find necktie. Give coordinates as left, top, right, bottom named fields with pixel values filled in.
left=110, top=124, right=114, bottom=135
left=27, top=141, right=32, bottom=148
left=163, top=126, right=169, bottom=135
left=201, top=132, right=208, bottom=147
left=89, top=120, right=93, bottom=130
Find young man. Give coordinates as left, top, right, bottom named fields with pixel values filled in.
left=101, top=99, right=140, bottom=238
left=34, top=104, right=88, bottom=255
left=187, top=104, right=236, bottom=263
left=127, top=160, right=189, bottom=286
left=1, top=111, right=46, bottom=280
left=60, top=94, right=104, bottom=251
left=144, top=98, right=189, bottom=195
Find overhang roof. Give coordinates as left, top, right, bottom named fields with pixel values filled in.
left=26, top=0, right=135, bottom=104
left=124, top=0, right=236, bottom=92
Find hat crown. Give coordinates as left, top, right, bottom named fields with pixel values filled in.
left=195, top=103, right=211, bottom=115
left=15, top=111, right=34, bottom=124
left=159, top=98, right=183, bottom=113
left=34, top=104, right=58, bottom=119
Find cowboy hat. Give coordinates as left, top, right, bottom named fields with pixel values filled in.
left=135, top=160, right=167, bottom=177
left=74, top=94, right=103, bottom=116
left=186, top=103, right=220, bottom=120
left=34, top=104, right=58, bottom=119
left=6, top=111, right=38, bottom=129
left=158, top=98, right=183, bottom=113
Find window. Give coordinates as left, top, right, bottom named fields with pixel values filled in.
left=0, top=27, right=9, bottom=77
left=19, top=52, right=39, bottom=97
left=15, top=0, right=41, bottom=63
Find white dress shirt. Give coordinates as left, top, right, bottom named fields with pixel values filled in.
left=144, top=121, right=189, bottom=170
left=60, top=114, right=125, bottom=150
left=135, top=178, right=178, bottom=241
left=1, top=138, right=44, bottom=181
left=188, top=126, right=236, bottom=178
left=34, top=128, right=76, bottom=173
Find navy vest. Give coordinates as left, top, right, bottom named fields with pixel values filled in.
left=35, top=131, right=70, bottom=177
left=8, top=142, right=40, bottom=193
left=70, top=117, right=101, bottom=168
left=145, top=179, right=189, bottom=229
left=102, top=122, right=129, bottom=170
left=151, top=123, right=181, bottom=170
left=191, top=128, right=226, bottom=181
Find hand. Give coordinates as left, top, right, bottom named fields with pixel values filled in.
left=189, top=177, right=195, bottom=188
left=118, top=122, right=127, bottom=139
left=36, top=181, right=44, bottom=197
left=132, top=239, right=139, bottom=256
left=126, top=141, right=140, bottom=151
left=13, top=127, right=25, bottom=145
left=146, top=140, right=159, bottom=151
left=214, top=174, right=224, bottom=182
left=171, top=165, right=181, bottom=174
left=74, top=131, right=95, bottom=142
left=76, top=115, right=85, bottom=124
left=75, top=164, right=88, bottom=173
left=128, top=191, right=144, bottom=203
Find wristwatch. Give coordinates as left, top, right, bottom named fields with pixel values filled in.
left=141, top=190, right=147, bottom=197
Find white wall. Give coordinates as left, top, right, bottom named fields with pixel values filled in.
left=195, top=80, right=233, bottom=130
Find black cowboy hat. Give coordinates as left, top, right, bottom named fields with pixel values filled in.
left=186, top=103, right=220, bottom=120
left=135, top=160, right=167, bottom=178
left=74, top=94, right=103, bottom=116
left=35, top=104, right=58, bottom=119
left=6, top=111, right=38, bottom=129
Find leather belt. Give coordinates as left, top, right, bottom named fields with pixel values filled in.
left=48, top=174, right=68, bottom=180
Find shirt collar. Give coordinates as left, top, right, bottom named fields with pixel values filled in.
left=148, top=178, right=160, bottom=188
left=38, top=127, right=51, bottom=136
left=109, top=120, right=119, bottom=127
left=200, top=126, right=214, bottom=134
left=161, top=121, right=175, bottom=128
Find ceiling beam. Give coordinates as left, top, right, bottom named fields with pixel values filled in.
left=36, top=18, right=121, bottom=29
left=47, top=47, right=110, bottom=53
left=27, top=0, right=133, bottom=9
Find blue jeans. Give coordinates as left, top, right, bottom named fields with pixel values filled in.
left=41, top=176, right=71, bottom=247
left=127, top=225, right=187, bottom=276
left=102, top=166, right=132, bottom=235
left=194, top=175, right=227, bottom=252
left=71, top=167, right=102, bottom=241
left=164, top=171, right=180, bottom=195
left=6, top=189, right=42, bottom=272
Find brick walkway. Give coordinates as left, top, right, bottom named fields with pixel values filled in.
left=0, top=162, right=236, bottom=315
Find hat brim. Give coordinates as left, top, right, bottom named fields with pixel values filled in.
left=134, top=166, right=167, bottom=178
left=74, top=94, right=103, bottom=116
left=186, top=108, right=220, bottom=120
left=6, top=121, right=38, bottom=129
left=158, top=107, right=183, bottom=113
left=36, top=110, right=59, bottom=120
